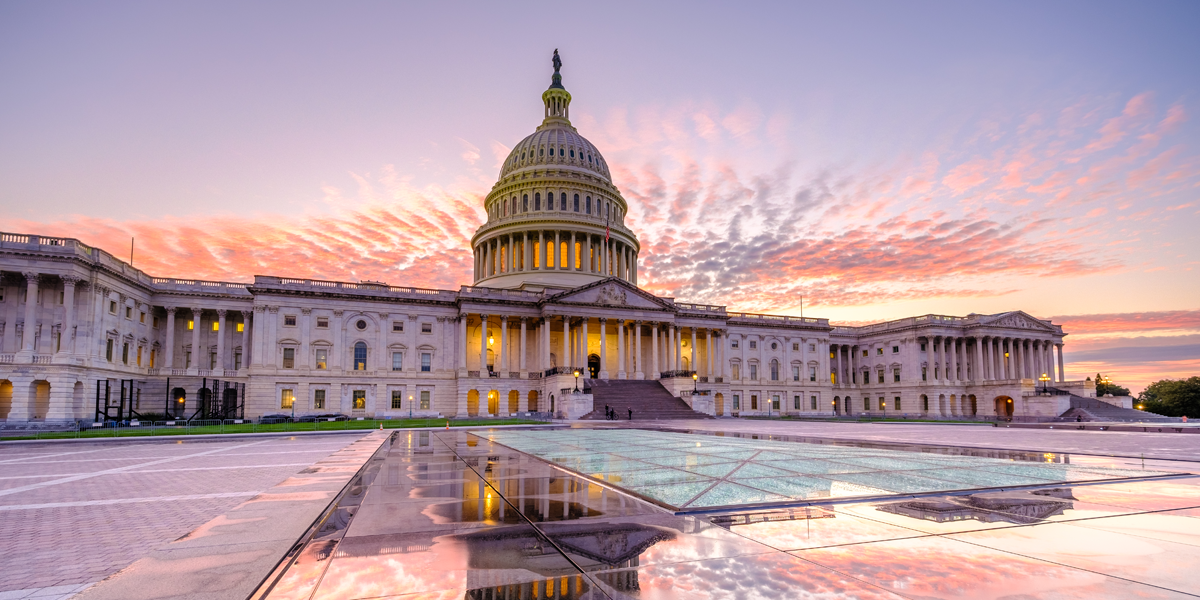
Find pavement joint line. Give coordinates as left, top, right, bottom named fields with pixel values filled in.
left=0, top=439, right=273, bottom=499
left=0, top=492, right=260, bottom=511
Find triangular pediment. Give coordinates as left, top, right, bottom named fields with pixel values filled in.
left=980, top=311, right=1055, bottom=332
left=544, top=278, right=673, bottom=311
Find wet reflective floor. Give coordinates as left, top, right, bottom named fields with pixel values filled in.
left=258, top=427, right=1200, bottom=599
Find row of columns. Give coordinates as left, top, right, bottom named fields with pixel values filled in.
left=473, top=230, right=638, bottom=285
left=166, top=306, right=250, bottom=372
left=830, top=336, right=1065, bottom=387
left=462, top=314, right=726, bottom=380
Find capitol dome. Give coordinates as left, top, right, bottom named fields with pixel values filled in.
left=471, top=51, right=640, bottom=291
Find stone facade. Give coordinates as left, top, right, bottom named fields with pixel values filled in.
left=0, top=56, right=1084, bottom=423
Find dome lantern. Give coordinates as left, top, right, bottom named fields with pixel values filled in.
left=542, top=49, right=571, bottom=123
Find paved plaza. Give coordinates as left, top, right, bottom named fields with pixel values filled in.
left=0, top=432, right=374, bottom=599
left=2, top=422, right=1199, bottom=599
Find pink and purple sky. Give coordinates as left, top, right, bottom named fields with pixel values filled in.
left=1, top=2, right=1197, bottom=393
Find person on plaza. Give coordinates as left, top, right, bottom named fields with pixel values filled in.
left=628, top=408, right=633, bottom=420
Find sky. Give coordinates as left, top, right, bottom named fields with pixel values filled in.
left=1, top=1, right=1198, bottom=393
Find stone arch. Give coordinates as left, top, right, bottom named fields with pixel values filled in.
left=995, top=395, right=1014, bottom=419
left=715, top=392, right=724, bottom=415
left=938, top=394, right=947, bottom=416
left=0, top=379, right=12, bottom=420
left=921, top=394, right=929, bottom=414
left=487, top=389, right=500, bottom=415
left=467, top=389, right=480, bottom=417
left=968, top=394, right=978, bottom=416
left=30, top=380, right=50, bottom=420
left=833, top=395, right=841, bottom=415
left=507, top=390, right=520, bottom=414
left=527, top=390, right=539, bottom=412
left=73, top=381, right=84, bottom=417
left=587, top=353, right=600, bottom=379
left=949, top=394, right=958, bottom=417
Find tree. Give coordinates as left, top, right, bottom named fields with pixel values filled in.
left=1138, top=377, right=1200, bottom=418
left=1094, top=373, right=1131, bottom=397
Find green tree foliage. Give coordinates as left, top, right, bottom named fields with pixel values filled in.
left=1138, top=377, right=1200, bottom=418
left=1094, top=373, right=1131, bottom=397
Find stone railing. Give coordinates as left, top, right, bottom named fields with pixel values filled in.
left=32, top=355, right=53, bottom=364
left=255, top=276, right=458, bottom=301
left=833, top=314, right=978, bottom=335
left=728, top=312, right=829, bottom=327
left=660, top=370, right=696, bottom=379
left=676, top=302, right=727, bottom=315
left=152, top=277, right=251, bottom=295
left=544, top=366, right=575, bottom=377
left=0, top=354, right=13, bottom=364
left=459, top=286, right=544, bottom=302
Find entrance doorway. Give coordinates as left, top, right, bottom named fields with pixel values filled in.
left=715, top=393, right=724, bottom=415
left=588, top=354, right=600, bottom=379
left=995, top=396, right=1014, bottom=419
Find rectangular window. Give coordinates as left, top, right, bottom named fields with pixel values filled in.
left=878, top=370, right=885, bottom=384
left=922, top=367, right=927, bottom=381
left=280, top=389, right=294, bottom=409
left=283, top=347, right=295, bottom=369
left=139, top=311, right=145, bottom=324
left=314, top=389, right=325, bottom=410
left=210, top=352, right=216, bottom=369
left=892, top=345, right=899, bottom=353
left=792, top=366, right=800, bottom=381
left=420, top=390, right=431, bottom=409
left=811, top=395, right=818, bottom=410
left=125, top=307, right=132, bottom=319
left=234, top=352, right=242, bottom=370
left=106, top=339, right=114, bottom=361
left=920, top=343, right=927, bottom=351
left=862, top=349, right=869, bottom=358
left=877, top=348, right=883, bottom=355
left=421, top=323, right=432, bottom=333
left=392, top=321, right=403, bottom=332
left=212, top=321, right=219, bottom=331
left=792, top=343, right=800, bottom=351
left=237, top=322, right=244, bottom=332
left=317, top=317, right=329, bottom=328
left=749, top=341, right=757, bottom=349
left=284, top=315, right=297, bottom=326
left=187, top=320, right=194, bottom=330
left=391, top=390, right=404, bottom=409
left=864, top=398, right=870, bottom=410
left=136, top=346, right=142, bottom=366
left=121, top=342, right=129, bottom=364
left=185, top=350, right=191, bottom=368
left=109, top=300, right=117, bottom=314
left=809, top=344, right=816, bottom=352
left=749, top=364, right=757, bottom=380
left=772, top=395, right=780, bottom=410
left=421, top=353, right=431, bottom=372
left=152, top=316, right=160, bottom=328
left=895, top=396, right=902, bottom=411
left=750, top=395, right=758, bottom=410
left=352, top=390, right=366, bottom=410
left=793, top=395, right=800, bottom=410
left=894, top=368, right=901, bottom=382
left=733, top=394, right=741, bottom=410
left=732, top=364, right=740, bottom=380
left=392, top=352, right=403, bottom=371
left=731, top=339, right=739, bottom=348
left=809, top=366, right=817, bottom=382
left=315, top=349, right=327, bottom=369
left=879, top=397, right=886, bottom=410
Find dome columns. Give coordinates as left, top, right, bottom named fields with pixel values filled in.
left=472, top=227, right=638, bottom=288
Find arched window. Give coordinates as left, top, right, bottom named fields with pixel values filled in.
left=770, top=359, right=780, bottom=381
left=521, top=152, right=526, bottom=161
left=588, top=154, right=592, bottom=163
left=502, top=201, right=508, bottom=217
left=353, top=342, right=367, bottom=371
left=570, top=149, right=575, bottom=158
left=605, top=202, right=610, bottom=218
left=573, top=194, right=580, bottom=212
left=539, top=147, right=544, bottom=156
left=560, top=193, right=567, bottom=210
left=586, top=196, right=592, bottom=214
left=559, top=148, right=565, bottom=157
left=522, top=195, right=528, bottom=211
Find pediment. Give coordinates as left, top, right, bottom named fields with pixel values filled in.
left=981, top=311, right=1055, bottom=332
left=545, top=278, right=671, bottom=310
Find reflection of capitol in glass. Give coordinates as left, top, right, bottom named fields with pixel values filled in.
left=878, top=488, right=1076, bottom=525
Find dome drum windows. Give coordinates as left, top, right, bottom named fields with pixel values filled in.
left=569, top=149, right=575, bottom=158
left=586, top=196, right=592, bottom=214
left=573, top=194, right=580, bottom=212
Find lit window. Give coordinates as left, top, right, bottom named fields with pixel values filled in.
left=392, top=391, right=403, bottom=409
left=421, top=353, right=431, bottom=372
left=314, top=389, right=325, bottom=409
left=392, top=352, right=403, bottom=371
left=315, top=349, right=327, bottom=369
left=284, top=315, right=296, bottom=326
left=139, top=312, right=145, bottom=323
left=877, top=348, right=883, bottom=355
left=280, top=389, right=294, bottom=409
left=187, top=320, right=194, bottom=330
left=354, top=342, right=367, bottom=370
left=212, top=321, right=219, bottom=331
left=862, top=349, right=868, bottom=358
left=420, top=390, right=431, bottom=409
left=237, top=322, right=244, bottom=332
left=352, top=390, right=366, bottom=410
left=283, top=348, right=295, bottom=369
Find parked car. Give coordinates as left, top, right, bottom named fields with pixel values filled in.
left=296, top=413, right=350, bottom=423
left=259, top=414, right=294, bottom=424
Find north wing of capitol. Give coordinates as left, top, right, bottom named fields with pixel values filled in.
left=0, top=54, right=1092, bottom=424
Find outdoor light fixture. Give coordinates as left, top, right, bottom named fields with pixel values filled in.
left=573, top=370, right=580, bottom=392
left=692, top=372, right=698, bottom=392
left=1039, top=373, right=1050, bottom=394
left=488, top=334, right=494, bottom=346
left=409, top=394, right=414, bottom=419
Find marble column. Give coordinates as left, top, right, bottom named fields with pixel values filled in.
left=581, top=317, right=590, bottom=377
left=519, top=317, right=528, bottom=374
left=616, top=320, right=625, bottom=379
left=498, top=316, right=508, bottom=377
left=561, top=316, right=570, bottom=370
left=164, top=307, right=177, bottom=368
left=599, top=318, right=609, bottom=379
left=57, top=276, right=80, bottom=356
left=479, top=314, right=489, bottom=375
left=215, top=309, right=228, bottom=371
left=634, top=321, right=643, bottom=379
left=690, top=327, right=698, bottom=373
left=190, top=307, right=203, bottom=370
left=651, top=324, right=659, bottom=377
left=19, top=273, right=40, bottom=355
left=458, top=314, right=468, bottom=370
left=240, top=310, right=251, bottom=370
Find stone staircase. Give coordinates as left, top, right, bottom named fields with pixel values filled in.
left=1058, top=396, right=1175, bottom=422
left=581, top=379, right=713, bottom=420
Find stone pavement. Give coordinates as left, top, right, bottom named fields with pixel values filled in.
left=662, top=419, right=1200, bottom=461
left=0, top=433, right=372, bottom=598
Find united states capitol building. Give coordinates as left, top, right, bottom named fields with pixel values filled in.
left=0, top=55, right=1091, bottom=424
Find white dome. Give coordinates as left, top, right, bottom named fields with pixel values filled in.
left=500, top=126, right=611, bottom=181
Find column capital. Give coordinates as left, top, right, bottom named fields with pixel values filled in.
left=254, top=305, right=267, bottom=314
left=333, top=309, right=344, bottom=317
left=21, top=272, right=41, bottom=284
left=598, top=317, right=607, bottom=324
left=216, top=309, right=228, bottom=317
left=519, top=316, right=528, bottom=323
left=61, top=274, right=83, bottom=286
left=241, top=310, right=252, bottom=319
left=500, top=315, right=509, bottom=322
left=166, top=306, right=178, bottom=315
left=267, top=306, right=279, bottom=314
left=301, top=308, right=313, bottom=315
left=192, top=306, right=204, bottom=316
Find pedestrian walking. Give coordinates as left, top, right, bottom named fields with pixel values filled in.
left=628, top=408, right=633, bottom=420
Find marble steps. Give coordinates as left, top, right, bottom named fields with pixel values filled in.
left=581, top=380, right=713, bottom=420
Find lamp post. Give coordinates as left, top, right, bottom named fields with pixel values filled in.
left=573, top=370, right=580, bottom=393
left=408, top=394, right=413, bottom=419
left=1039, top=373, right=1050, bottom=395
left=692, top=373, right=698, bottom=393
